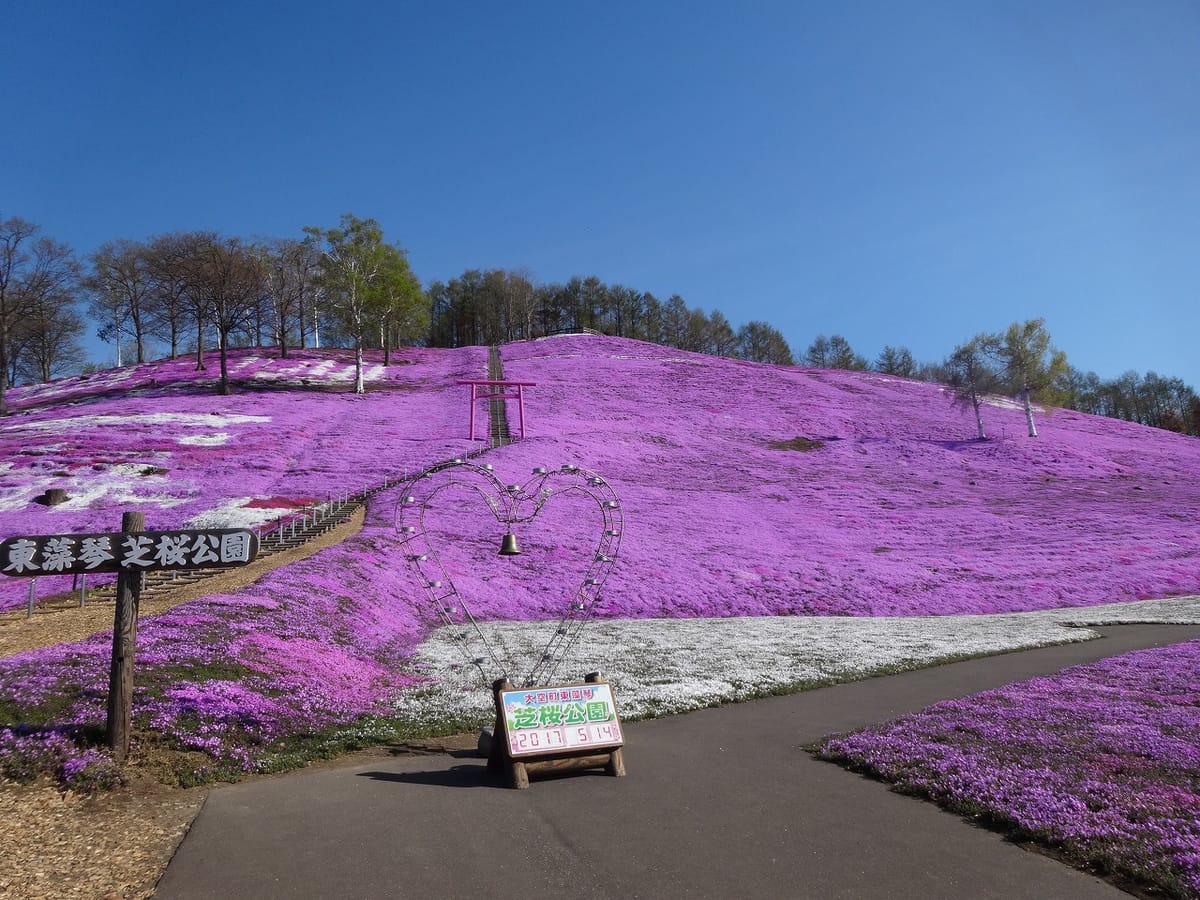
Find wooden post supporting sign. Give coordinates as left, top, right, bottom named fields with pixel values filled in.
left=107, top=511, right=144, bottom=763
left=490, top=672, right=626, bottom=789
left=0, top=515, right=260, bottom=765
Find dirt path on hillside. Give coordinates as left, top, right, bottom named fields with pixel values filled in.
left=0, top=506, right=366, bottom=660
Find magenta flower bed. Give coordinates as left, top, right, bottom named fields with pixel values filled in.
left=816, top=641, right=1200, bottom=898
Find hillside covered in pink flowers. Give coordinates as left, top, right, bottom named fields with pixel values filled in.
left=4, top=334, right=1199, bottom=617
left=2, top=334, right=1199, bottom=785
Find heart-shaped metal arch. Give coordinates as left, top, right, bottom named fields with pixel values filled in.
left=395, top=459, right=622, bottom=687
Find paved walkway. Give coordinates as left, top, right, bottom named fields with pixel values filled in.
left=156, top=624, right=1200, bottom=899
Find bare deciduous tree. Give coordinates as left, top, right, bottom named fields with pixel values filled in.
left=0, top=218, right=80, bottom=413
left=87, top=239, right=154, bottom=364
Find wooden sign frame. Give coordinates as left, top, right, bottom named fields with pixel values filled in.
left=1, top=528, right=259, bottom=576
left=489, top=672, right=626, bottom=789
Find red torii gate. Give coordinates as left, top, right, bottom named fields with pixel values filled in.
left=457, top=379, right=536, bottom=441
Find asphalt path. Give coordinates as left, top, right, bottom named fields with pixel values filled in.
left=156, top=624, right=1200, bottom=899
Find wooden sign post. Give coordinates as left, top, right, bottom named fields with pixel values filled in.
left=0, top=516, right=260, bottom=764
left=489, top=672, right=626, bottom=789
left=107, top=511, right=144, bottom=763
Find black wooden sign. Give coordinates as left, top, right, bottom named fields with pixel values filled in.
left=0, top=528, right=260, bottom=577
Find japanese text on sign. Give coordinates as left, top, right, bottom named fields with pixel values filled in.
left=501, top=683, right=624, bottom=758
left=0, top=529, right=259, bottom=577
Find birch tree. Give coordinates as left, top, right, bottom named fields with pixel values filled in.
left=994, top=319, right=1068, bottom=437
left=313, top=215, right=387, bottom=394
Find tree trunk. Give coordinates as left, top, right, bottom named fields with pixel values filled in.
left=354, top=341, right=365, bottom=394
left=1022, top=389, right=1038, bottom=437
left=218, top=330, right=231, bottom=395
left=0, top=327, right=8, bottom=417
left=278, top=308, right=289, bottom=359
left=194, top=314, right=205, bottom=371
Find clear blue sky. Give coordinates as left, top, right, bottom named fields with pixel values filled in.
left=6, top=1, right=1198, bottom=386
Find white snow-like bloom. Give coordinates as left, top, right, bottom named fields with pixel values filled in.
left=393, top=595, right=1200, bottom=727
left=982, top=395, right=1045, bottom=413
left=3, top=413, right=270, bottom=435
left=45, top=463, right=190, bottom=511
left=177, top=433, right=231, bottom=446
left=230, top=356, right=262, bottom=373
left=186, top=497, right=284, bottom=529
left=0, top=460, right=175, bottom=512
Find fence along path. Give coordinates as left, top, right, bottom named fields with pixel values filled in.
left=8, top=348, right=516, bottom=619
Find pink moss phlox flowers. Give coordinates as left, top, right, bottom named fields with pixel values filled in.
left=818, top=640, right=1200, bottom=897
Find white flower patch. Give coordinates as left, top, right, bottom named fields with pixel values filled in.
left=186, top=497, right=282, bottom=529
left=0, top=485, right=44, bottom=513
left=51, top=463, right=190, bottom=511
left=229, top=356, right=263, bottom=373
left=394, top=594, right=1200, bottom=728
left=981, top=395, right=1045, bottom=413
left=307, top=360, right=338, bottom=379
left=177, top=433, right=231, bottom=446
left=11, top=366, right=137, bottom=404
left=3, top=412, right=271, bottom=436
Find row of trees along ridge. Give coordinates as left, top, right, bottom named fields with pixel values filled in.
left=2, top=213, right=1197, bottom=436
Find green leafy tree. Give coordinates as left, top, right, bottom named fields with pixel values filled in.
left=310, top=215, right=389, bottom=394
left=875, top=345, right=916, bottom=378
left=708, top=310, right=738, bottom=357
left=945, top=337, right=1002, bottom=440
left=828, top=335, right=868, bottom=370
left=993, top=319, right=1069, bottom=437
left=803, top=335, right=831, bottom=367
left=369, top=242, right=427, bottom=364
left=736, top=321, right=794, bottom=365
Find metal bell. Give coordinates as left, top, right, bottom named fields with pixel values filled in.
left=498, top=530, right=521, bottom=556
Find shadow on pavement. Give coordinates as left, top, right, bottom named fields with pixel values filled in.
left=355, top=764, right=497, bottom=789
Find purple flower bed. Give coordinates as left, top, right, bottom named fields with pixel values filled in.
left=816, top=641, right=1200, bottom=898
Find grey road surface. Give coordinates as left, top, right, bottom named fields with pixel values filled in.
left=156, top=624, right=1200, bottom=899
